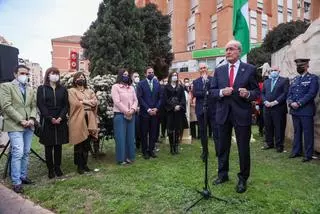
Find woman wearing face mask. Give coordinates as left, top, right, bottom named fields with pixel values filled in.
left=37, top=67, right=69, bottom=179
left=68, top=72, right=99, bottom=174
left=163, top=71, right=187, bottom=154
left=111, top=69, right=138, bottom=165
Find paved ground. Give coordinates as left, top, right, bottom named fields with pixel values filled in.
left=0, top=183, right=54, bottom=214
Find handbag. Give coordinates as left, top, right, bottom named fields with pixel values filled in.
left=34, top=87, right=45, bottom=138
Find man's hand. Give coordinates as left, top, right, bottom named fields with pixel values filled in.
left=290, top=102, right=300, bottom=109
left=264, top=101, right=272, bottom=108
left=174, top=105, right=181, bottom=111
left=21, top=120, right=28, bottom=128
left=222, top=87, right=233, bottom=96
left=239, top=88, right=249, bottom=98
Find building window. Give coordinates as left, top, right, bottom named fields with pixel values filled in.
left=211, top=15, right=217, bottom=48
left=187, top=42, right=195, bottom=51
left=190, top=0, right=198, bottom=10
left=287, top=0, right=292, bottom=9
left=278, top=5, right=283, bottom=24
left=187, top=25, right=195, bottom=44
left=262, top=13, right=268, bottom=39
left=257, top=0, right=263, bottom=10
left=167, top=0, right=173, bottom=14
left=304, top=1, right=311, bottom=19
left=250, top=10, right=257, bottom=40
left=287, top=9, right=293, bottom=22
left=217, top=0, right=223, bottom=11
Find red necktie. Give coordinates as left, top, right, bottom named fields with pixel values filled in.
left=229, top=64, right=235, bottom=87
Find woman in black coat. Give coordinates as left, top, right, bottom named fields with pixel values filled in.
left=163, top=71, right=187, bottom=154
left=37, top=67, right=68, bottom=179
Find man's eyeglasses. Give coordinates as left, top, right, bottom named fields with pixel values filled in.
left=200, top=67, right=207, bottom=70
left=226, top=47, right=239, bottom=51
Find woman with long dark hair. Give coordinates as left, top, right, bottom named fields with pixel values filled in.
left=37, top=67, right=68, bottom=179
left=68, top=72, right=99, bottom=174
left=163, top=71, right=186, bottom=154
left=111, top=69, right=138, bottom=165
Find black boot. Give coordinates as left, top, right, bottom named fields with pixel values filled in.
left=174, top=132, right=180, bottom=154
left=48, top=169, right=55, bottom=179
left=92, top=141, right=99, bottom=158
left=54, top=166, right=63, bottom=177
left=168, top=132, right=174, bottom=155
left=45, top=146, right=55, bottom=179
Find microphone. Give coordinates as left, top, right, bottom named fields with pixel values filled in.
left=216, top=58, right=226, bottom=68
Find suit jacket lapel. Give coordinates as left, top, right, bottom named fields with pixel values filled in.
left=221, top=65, right=229, bottom=87
left=233, top=63, right=244, bottom=87
left=12, top=82, right=25, bottom=104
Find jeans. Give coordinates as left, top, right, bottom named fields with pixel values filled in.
left=113, top=113, right=136, bottom=163
left=8, top=128, right=33, bottom=185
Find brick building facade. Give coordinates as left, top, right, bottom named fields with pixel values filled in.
left=136, top=0, right=315, bottom=72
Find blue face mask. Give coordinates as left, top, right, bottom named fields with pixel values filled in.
left=147, top=74, right=154, bottom=80
left=270, top=71, right=279, bottom=79
left=122, top=76, right=129, bottom=84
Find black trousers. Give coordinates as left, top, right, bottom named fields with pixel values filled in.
left=257, top=104, right=264, bottom=135
left=45, top=145, right=62, bottom=170
left=218, top=112, right=251, bottom=181
left=197, top=114, right=219, bottom=156
left=140, top=115, right=158, bottom=155
left=74, top=138, right=91, bottom=168
left=264, top=109, right=286, bottom=149
left=190, top=121, right=197, bottom=139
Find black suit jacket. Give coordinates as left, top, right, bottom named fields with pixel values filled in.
left=192, top=76, right=216, bottom=119
left=210, top=62, right=260, bottom=126
left=262, top=76, right=289, bottom=113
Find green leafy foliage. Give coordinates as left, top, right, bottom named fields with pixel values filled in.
left=262, top=20, right=309, bottom=53
left=140, top=3, right=173, bottom=80
left=81, top=1, right=172, bottom=78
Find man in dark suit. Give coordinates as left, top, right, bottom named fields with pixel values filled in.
left=137, top=67, right=161, bottom=159
left=261, top=66, right=289, bottom=153
left=287, top=58, right=319, bottom=162
left=192, top=63, right=218, bottom=160
left=210, top=40, right=260, bottom=193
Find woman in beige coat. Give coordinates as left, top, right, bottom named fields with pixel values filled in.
left=68, top=72, right=99, bottom=174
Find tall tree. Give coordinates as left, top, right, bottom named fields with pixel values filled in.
left=81, top=0, right=148, bottom=76
left=139, top=3, right=173, bottom=79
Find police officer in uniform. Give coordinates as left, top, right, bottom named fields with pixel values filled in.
left=287, top=58, right=319, bottom=162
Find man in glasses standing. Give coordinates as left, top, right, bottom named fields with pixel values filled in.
left=0, top=65, right=37, bottom=193
left=210, top=40, right=260, bottom=193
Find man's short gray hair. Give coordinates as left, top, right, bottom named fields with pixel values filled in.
left=226, top=40, right=242, bottom=52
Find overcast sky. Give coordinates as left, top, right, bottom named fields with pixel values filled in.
left=0, top=0, right=101, bottom=69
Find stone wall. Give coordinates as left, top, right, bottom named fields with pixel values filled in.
left=271, top=18, right=320, bottom=152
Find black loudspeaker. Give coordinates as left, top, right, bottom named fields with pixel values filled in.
left=0, top=44, right=19, bottom=83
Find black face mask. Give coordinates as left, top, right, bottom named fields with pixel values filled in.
left=122, top=76, right=129, bottom=84
left=76, top=79, right=85, bottom=86
left=296, top=66, right=305, bottom=74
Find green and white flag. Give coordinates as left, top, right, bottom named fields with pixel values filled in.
left=233, top=0, right=250, bottom=57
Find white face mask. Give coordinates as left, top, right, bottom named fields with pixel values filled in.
left=172, top=76, right=178, bottom=82
left=17, top=75, right=28, bottom=84
left=49, top=74, right=60, bottom=82
left=134, top=77, right=140, bottom=83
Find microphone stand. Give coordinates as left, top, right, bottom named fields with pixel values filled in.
left=185, top=80, right=227, bottom=212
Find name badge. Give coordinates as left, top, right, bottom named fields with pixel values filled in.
left=301, top=81, right=311, bottom=86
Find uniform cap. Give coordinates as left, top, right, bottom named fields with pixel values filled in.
left=294, top=58, right=310, bottom=66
